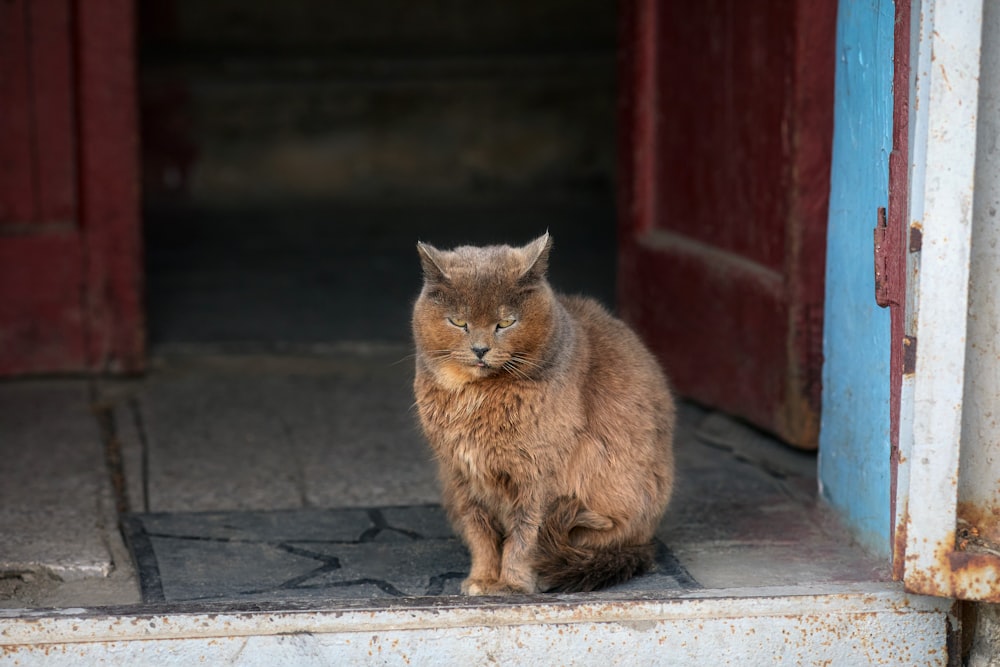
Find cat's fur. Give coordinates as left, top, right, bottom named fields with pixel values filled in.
left=412, top=233, right=675, bottom=594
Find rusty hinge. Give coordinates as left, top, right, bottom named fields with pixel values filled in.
left=874, top=207, right=890, bottom=307
left=903, top=335, right=917, bottom=375
left=909, top=222, right=923, bottom=252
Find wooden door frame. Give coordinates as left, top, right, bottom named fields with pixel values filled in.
left=888, top=0, right=912, bottom=579
left=0, top=0, right=143, bottom=375
left=893, top=0, right=1000, bottom=601
left=76, top=0, right=144, bottom=374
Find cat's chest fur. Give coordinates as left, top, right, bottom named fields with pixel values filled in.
left=415, top=374, right=553, bottom=491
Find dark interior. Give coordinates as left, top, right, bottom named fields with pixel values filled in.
left=139, top=1, right=619, bottom=347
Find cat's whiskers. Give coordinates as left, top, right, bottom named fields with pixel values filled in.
left=502, top=360, right=533, bottom=382
left=510, top=354, right=546, bottom=371
left=391, top=351, right=420, bottom=366
left=419, top=349, right=455, bottom=364
left=507, top=354, right=548, bottom=378
left=403, top=349, right=453, bottom=365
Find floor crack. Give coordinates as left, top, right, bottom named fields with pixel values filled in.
left=127, top=397, right=152, bottom=513
left=90, top=400, right=130, bottom=517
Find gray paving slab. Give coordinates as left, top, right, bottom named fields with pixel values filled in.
left=120, top=349, right=438, bottom=513
left=105, top=358, right=886, bottom=605
left=1, top=352, right=888, bottom=611
left=121, top=505, right=694, bottom=603
left=138, top=369, right=305, bottom=511
left=0, top=381, right=140, bottom=607
left=0, top=381, right=114, bottom=580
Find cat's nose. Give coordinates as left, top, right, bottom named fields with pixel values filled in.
left=471, top=345, right=490, bottom=360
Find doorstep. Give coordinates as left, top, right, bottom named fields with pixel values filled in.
left=0, top=585, right=954, bottom=665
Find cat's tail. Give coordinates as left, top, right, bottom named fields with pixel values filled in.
left=533, top=496, right=654, bottom=593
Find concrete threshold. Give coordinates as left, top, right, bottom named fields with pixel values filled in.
left=0, top=584, right=954, bottom=665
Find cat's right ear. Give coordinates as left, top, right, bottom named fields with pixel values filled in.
left=417, top=242, right=450, bottom=283
left=519, top=232, right=553, bottom=284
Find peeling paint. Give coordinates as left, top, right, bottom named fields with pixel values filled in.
left=900, top=0, right=998, bottom=604
left=0, top=589, right=956, bottom=665
left=820, top=0, right=896, bottom=560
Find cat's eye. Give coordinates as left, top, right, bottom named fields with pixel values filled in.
left=448, top=317, right=468, bottom=329
left=496, top=318, right=516, bottom=330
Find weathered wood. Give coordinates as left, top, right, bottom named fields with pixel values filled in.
left=617, top=0, right=835, bottom=448
left=0, top=0, right=76, bottom=225
left=76, top=0, right=145, bottom=373
left=0, top=0, right=144, bottom=375
left=889, top=0, right=913, bottom=581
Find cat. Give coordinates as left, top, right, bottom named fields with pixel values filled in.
left=412, top=233, right=675, bottom=594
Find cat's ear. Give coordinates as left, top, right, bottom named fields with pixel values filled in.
left=519, top=232, right=552, bottom=283
left=417, top=242, right=450, bottom=283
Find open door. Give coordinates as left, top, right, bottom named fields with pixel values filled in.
left=616, top=0, right=836, bottom=448
left=0, top=0, right=144, bottom=376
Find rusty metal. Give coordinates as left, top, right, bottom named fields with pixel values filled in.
left=909, top=223, right=923, bottom=252
left=874, top=207, right=891, bottom=307
left=956, top=504, right=1000, bottom=553
left=902, top=336, right=917, bottom=376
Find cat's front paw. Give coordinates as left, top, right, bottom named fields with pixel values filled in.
left=461, top=577, right=535, bottom=596
left=461, top=577, right=500, bottom=596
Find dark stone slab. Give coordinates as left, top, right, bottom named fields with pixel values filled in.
left=122, top=505, right=698, bottom=604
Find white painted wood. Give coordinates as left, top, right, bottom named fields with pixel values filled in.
left=901, top=0, right=1000, bottom=600
left=958, top=0, right=1000, bottom=543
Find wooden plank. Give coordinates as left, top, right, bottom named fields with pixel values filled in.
left=0, top=0, right=85, bottom=374
left=617, top=0, right=834, bottom=448
left=0, top=0, right=38, bottom=224
left=29, top=0, right=77, bottom=223
left=0, top=234, right=87, bottom=374
left=76, top=0, right=145, bottom=373
left=620, top=236, right=789, bottom=437
left=0, top=0, right=77, bottom=226
left=786, top=0, right=837, bottom=443
left=889, top=0, right=913, bottom=580
left=0, top=0, right=144, bottom=375
left=648, top=0, right=793, bottom=273
left=817, top=0, right=897, bottom=556
left=903, top=0, right=984, bottom=597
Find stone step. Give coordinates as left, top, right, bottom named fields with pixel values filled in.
left=0, top=587, right=955, bottom=665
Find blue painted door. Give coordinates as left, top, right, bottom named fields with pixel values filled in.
left=819, top=0, right=898, bottom=558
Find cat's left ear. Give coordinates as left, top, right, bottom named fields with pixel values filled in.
left=520, top=232, right=552, bottom=283
left=417, top=242, right=450, bottom=283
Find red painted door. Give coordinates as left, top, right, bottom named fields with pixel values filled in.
left=0, top=0, right=143, bottom=376
left=617, top=0, right=836, bottom=448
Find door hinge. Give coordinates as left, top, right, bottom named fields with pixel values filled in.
left=874, top=206, right=890, bottom=308
left=903, top=335, right=917, bottom=375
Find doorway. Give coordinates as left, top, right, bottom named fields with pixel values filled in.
left=3, top=8, right=959, bottom=664
left=138, top=0, right=620, bottom=349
